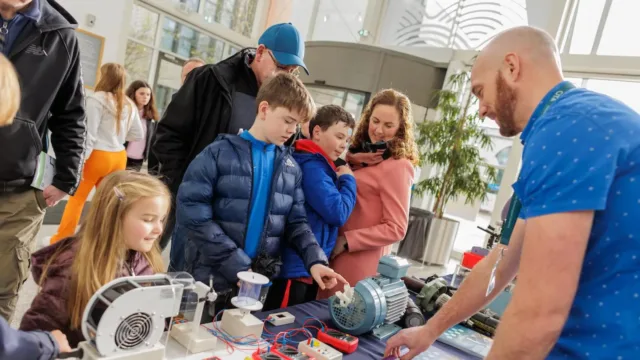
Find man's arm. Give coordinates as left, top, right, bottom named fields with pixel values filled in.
left=152, top=67, right=208, bottom=189
left=427, top=219, right=524, bottom=335
left=47, top=33, right=86, bottom=195
left=486, top=113, right=617, bottom=358
left=486, top=212, right=592, bottom=359
left=177, top=145, right=251, bottom=285
left=386, top=219, right=525, bottom=359
left=6, top=305, right=62, bottom=360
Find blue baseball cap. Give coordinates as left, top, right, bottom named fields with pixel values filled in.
left=258, top=23, right=309, bottom=75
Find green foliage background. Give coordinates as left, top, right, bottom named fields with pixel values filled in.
left=414, top=71, right=498, bottom=219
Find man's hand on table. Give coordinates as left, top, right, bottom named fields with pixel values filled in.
left=385, top=325, right=438, bottom=360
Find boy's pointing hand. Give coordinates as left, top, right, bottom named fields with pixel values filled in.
left=310, top=264, right=348, bottom=290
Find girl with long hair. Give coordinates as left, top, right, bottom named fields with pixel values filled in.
left=319, top=89, right=420, bottom=298
left=125, top=80, right=159, bottom=171
left=50, top=63, right=144, bottom=244
left=20, top=171, right=169, bottom=347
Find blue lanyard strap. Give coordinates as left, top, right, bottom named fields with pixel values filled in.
left=539, top=81, right=575, bottom=117
left=499, top=81, right=575, bottom=246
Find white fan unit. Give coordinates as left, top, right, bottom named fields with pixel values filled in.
left=78, top=274, right=183, bottom=360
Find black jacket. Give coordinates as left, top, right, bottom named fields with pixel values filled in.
left=0, top=0, right=86, bottom=195
left=152, top=49, right=257, bottom=193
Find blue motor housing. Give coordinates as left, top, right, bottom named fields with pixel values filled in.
left=329, top=255, right=410, bottom=336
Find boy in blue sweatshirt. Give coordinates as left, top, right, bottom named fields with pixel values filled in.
left=264, top=105, right=357, bottom=310
left=175, top=73, right=346, bottom=306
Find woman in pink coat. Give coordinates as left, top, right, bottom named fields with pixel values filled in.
left=319, top=89, right=419, bottom=298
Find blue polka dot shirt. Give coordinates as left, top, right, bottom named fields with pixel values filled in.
left=513, top=81, right=640, bottom=359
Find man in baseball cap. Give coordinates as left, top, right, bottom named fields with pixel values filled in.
left=151, top=23, right=310, bottom=271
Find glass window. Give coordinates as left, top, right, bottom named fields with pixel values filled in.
left=154, top=53, right=185, bottom=114
left=195, top=34, right=225, bottom=63
left=203, top=0, right=218, bottom=24
left=219, top=0, right=235, bottom=28
left=585, top=78, right=640, bottom=114
left=201, top=0, right=257, bottom=37
left=567, top=0, right=606, bottom=54
left=233, top=0, right=257, bottom=37
left=160, top=18, right=178, bottom=52
left=312, top=0, right=367, bottom=42
left=597, top=0, right=640, bottom=56
left=124, top=40, right=153, bottom=84
left=177, top=26, right=197, bottom=58
left=129, top=5, right=159, bottom=45
left=172, top=0, right=200, bottom=13
left=344, top=92, right=366, bottom=121
left=307, top=87, right=345, bottom=107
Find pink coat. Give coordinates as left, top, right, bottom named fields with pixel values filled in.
left=319, top=158, right=414, bottom=298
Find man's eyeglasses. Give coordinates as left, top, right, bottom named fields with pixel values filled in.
left=267, top=50, right=300, bottom=76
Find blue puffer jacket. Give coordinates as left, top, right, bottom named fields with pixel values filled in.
left=176, top=134, right=328, bottom=291
left=280, top=140, right=357, bottom=279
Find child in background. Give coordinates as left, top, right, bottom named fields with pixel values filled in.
left=125, top=80, right=160, bottom=172
left=20, top=171, right=169, bottom=347
left=50, top=63, right=144, bottom=244
left=0, top=53, right=73, bottom=360
left=175, top=73, right=346, bottom=307
left=264, top=105, right=357, bottom=310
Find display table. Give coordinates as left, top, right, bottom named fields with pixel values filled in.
left=163, top=300, right=479, bottom=359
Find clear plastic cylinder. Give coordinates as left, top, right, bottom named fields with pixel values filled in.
left=235, top=271, right=269, bottom=309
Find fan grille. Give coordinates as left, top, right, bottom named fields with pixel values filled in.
left=331, top=291, right=366, bottom=329
left=114, top=312, right=153, bottom=349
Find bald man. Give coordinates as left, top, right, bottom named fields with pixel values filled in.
left=386, top=26, right=640, bottom=360
left=181, top=57, right=205, bottom=84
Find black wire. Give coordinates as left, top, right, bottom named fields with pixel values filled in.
left=57, top=348, right=83, bottom=359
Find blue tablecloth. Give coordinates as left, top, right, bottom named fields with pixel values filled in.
left=255, top=300, right=477, bottom=359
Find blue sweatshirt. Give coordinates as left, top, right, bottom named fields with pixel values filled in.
left=239, top=130, right=276, bottom=258
left=0, top=316, right=58, bottom=360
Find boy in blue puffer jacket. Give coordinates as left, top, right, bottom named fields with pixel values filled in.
left=175, top=73, right=346, bottom=308
left=263, top=105, right=357, bottom=310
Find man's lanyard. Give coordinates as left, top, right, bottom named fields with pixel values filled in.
left=499, top=81, right=576, bottom=246
left=537, top=81, right=575, bottom=119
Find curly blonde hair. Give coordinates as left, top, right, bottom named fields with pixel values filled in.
left=351, top=89, right=419, bottom=165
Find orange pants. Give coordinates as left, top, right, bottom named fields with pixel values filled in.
left=50, top=150, right=127, bottom=244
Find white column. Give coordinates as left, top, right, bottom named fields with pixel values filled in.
left=484, top=137, right=523, bottom=246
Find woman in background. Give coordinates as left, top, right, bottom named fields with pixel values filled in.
left=125, top=80, right=159, bottom=172
left=319, top=89, right=419, bottom=298
left=50, top=63, right=143, bottom=244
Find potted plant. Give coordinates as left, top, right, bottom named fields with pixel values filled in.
left=413, top=70, right=498, bottom=265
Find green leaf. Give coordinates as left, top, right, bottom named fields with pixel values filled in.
left=414, top=69, right=499, bottom=218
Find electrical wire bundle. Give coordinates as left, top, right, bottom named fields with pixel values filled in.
left=201, top=311, right=332, bottom=356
